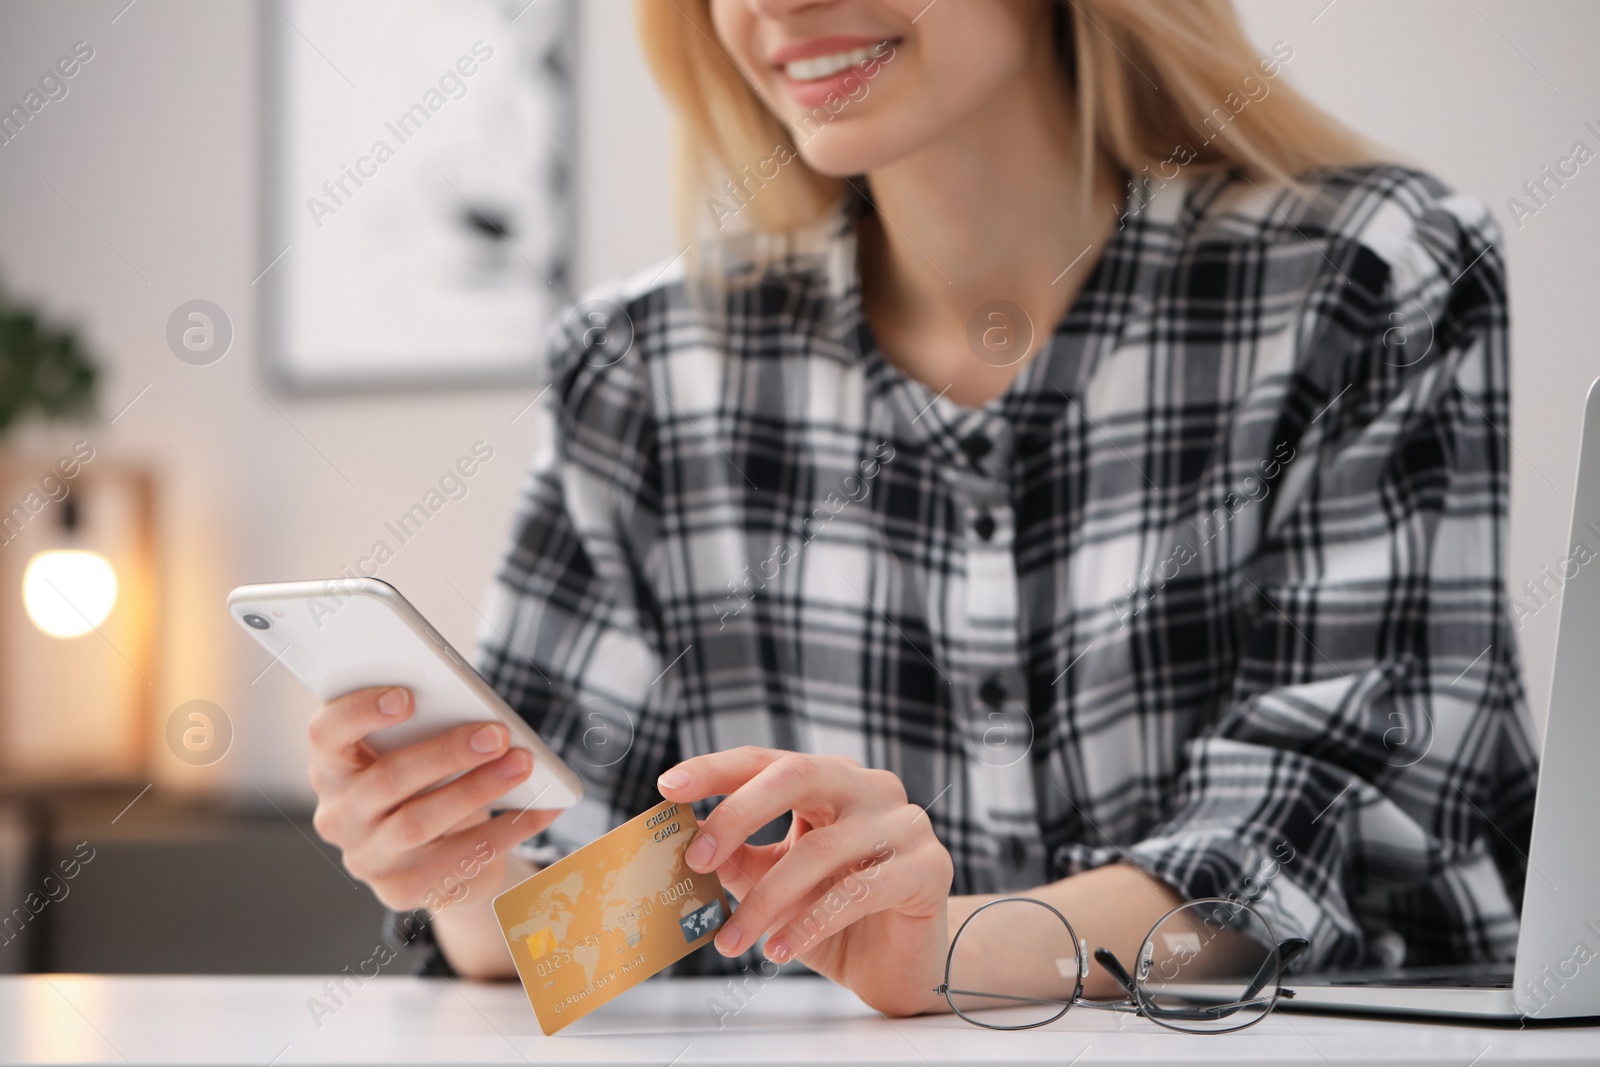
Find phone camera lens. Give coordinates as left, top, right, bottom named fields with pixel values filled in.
left=242, top=613, right=271, bottom=630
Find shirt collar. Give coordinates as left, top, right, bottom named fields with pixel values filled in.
left=805, top=171, right=1212, bottom=472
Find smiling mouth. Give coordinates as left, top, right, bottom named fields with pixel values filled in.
left=781, top=40, right=896, bottom=82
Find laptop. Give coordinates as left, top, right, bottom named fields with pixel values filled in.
left=1288, top=376, right=1600, bottom=1023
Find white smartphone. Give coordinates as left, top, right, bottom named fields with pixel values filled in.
left=227, top=577, right=583, bottom=810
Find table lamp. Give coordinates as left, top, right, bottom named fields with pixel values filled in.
left=0, top=457, right=155, bottom=782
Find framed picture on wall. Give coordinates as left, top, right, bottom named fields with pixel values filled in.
left=260, top=0, right=575, bottom=392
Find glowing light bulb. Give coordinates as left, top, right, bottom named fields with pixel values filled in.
left=22, top=550, right=119, bottom=638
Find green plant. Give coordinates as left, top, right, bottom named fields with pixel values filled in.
left=0, top=283, right=98, bottom=442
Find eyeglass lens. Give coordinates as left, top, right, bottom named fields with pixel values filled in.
left=1134, top=898, right=1282, bottom=1033
left=944, top=898, right=1082, bottom=1028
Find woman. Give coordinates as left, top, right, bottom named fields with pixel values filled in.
left=305, top=0, right=1537, bottom=1017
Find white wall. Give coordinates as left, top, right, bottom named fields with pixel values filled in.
left=0, top=0, right=1592, bottom=803
left=0, top=0, right=676, bottom=799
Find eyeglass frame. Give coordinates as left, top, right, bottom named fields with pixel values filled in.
left=932, top=895, right=1310, bottom=1034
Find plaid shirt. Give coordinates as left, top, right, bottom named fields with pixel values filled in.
left=477, top=164, right=1538, bottom=975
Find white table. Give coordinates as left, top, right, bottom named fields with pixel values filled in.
left=0, top=974, right=1593, bottom=1065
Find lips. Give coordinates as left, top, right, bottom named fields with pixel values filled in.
left=782, top=42, right=890, bottom=81
left=769, top=36, right=898, bottom=110
left=768, top=34, right=896, bottom=69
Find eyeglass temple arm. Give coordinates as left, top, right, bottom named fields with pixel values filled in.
left=1239, top=937, right=1311, bottom=1002
left=1092, top=947, right=1140, bottom=1000
left=1094, top=936, right=1311, bottom=1007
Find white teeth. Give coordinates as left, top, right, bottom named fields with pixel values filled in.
left=784, top=43, right=887, bottom=82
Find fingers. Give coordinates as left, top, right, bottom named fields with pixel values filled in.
left=699, top=840, right=785, bottom=902
left=363, top=747, right=535, bottom=860
left=669, top=751, right=874, bottom=876
left=713, top=823, right=892, bottom=956
left=415, top=806, right=558, bottom=879
left=764, top=869, right=889, bottom=964
left=657, top=745, right=786, bottom=802
left=479, top=804, right=561, bottom=849
left=303, top=686, right=574, bottom=918
left=349, top=720, right=518, bottom=826
left=309, top=686, right=412, bottom=771
left=316, top=720, right=524, bottom=847
left=356, top=808, right=553, bottom=913
left=657, top=747, right=944, bottom=969
left=764, top=828, right=949, bottom=964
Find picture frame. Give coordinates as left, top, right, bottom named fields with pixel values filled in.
left=259, top=0, right=575, bottom=392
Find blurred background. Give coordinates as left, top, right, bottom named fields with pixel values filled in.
left=0, top=0, right=1594, bottom=975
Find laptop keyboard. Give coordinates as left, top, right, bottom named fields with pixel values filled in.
left=1310, top=967, right=1514, bottom=989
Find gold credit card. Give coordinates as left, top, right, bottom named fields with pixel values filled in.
left=493, top=800, right=730, bottom=1034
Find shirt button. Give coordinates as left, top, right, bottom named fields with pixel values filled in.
left=979, top=676, right=1006, bottom=707
left=973, top=511, right=996, bottom=541
left=961, top=433, right=992, bottom=464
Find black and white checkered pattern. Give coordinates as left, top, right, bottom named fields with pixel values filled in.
left=477, top=164, right=1538, bottom=974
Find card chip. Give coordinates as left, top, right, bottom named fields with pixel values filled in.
left=524, top=928, right=557, bottom=959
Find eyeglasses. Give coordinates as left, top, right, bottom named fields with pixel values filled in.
left=933, top=896, right=1308, bottom=1034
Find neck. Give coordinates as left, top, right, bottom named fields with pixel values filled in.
left=856, top=53, right=1124, bottom=399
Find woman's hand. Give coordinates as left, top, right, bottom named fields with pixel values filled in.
left=657, top=746, right=953, bottom=1017
left=306, top=686, right=559, bottom=918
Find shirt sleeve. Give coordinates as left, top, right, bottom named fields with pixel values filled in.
left=1123, top=178, right=1539, bottom=971
left=474, top=306, right=676, bottom=864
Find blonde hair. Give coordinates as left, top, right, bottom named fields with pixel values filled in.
left=636, top=0, right=1375, bottom=248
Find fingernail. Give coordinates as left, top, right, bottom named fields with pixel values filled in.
left=715, top=919, right=742, bottom=955
left=657, top=769, right=689, bottom=790
left=499, top=749, right=531, bottom=778
left=685, top=830, right=717, bottom=871
left=378, top=688, right=407, bottom=716
left=471, top=724, right=506, bottom=753
left=766, top=938, right=792, bottom=964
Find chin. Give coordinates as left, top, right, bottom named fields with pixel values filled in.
left=790, top=124, right=915, bottom=179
